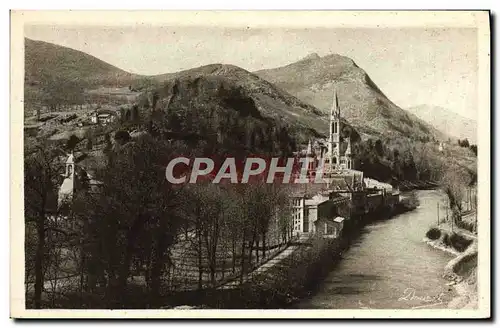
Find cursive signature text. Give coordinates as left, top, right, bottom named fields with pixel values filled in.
left=398, top=287, right=445, bottom=304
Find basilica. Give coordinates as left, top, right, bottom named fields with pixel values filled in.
left=301, top=88, right=359, bottom=186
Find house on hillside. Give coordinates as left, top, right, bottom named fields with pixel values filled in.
left=438, top=142, right=446, bottom=152
left=90, top=109, right=118, bottom=126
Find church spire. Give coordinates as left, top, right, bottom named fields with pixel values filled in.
left=328, top=85, right=341, bottom=170
left=331, top=86, right=340, bottom=119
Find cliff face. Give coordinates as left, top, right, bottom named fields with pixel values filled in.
left=255, top=53, right=445, bottom=140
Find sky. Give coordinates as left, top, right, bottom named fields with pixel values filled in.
left=24, top=25, right=479, bottom=120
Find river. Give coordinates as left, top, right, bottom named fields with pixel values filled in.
left=297, top=189, right=457, bottom=309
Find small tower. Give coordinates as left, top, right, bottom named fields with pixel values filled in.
left=328, top=88, right=341, bottom=170
left=58, top=152, right=76, bottom=206
left=305, top=139, right=318, bottom=175
left=345, top=136, right=352, bottom=170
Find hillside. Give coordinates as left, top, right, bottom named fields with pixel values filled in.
left=25, top=38, right=137, bottom=87
left=255, top=53, right=446, bottom=141
left=406, top=105, right=477, bottom=144
left=145, top=64, right=361, bottom=145
left=24, top=38, right=143, bottom=113
left=23, top=39, right=363, bottom=153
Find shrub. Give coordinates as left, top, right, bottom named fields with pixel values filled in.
left=426, top=227, right=441, bottom=240
left=449, top=233, right=473, bottom=252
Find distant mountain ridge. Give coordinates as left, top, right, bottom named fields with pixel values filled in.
left=405, top=105, right=477, bottom=144
left=24, top=38, right=445, bottom=143
left=255, top=53, right=446, bottom=141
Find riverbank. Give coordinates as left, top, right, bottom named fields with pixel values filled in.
left=424, top=228, right=478, bottom=309
left=177, top=236, right=348, bottom=309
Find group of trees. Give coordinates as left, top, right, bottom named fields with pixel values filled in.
left=351, top=135, right=477, bottom=190
left=180, top=181, right=292, bottom=290
left=24, top=143, right=65, bottom=309
left=353, top=137, right=439, bottom=185
left=457, top=138, right=470, bottom=148
left=440, top=161, right=477, bottom=232
left=457, top=138, right=478, bottom=156
left=24, top=132, right=293, bottom=309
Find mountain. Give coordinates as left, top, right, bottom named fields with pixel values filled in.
left=255, top=53, right=445, bottom=141
left=146, top=64, right=361, bottom=144
left=24, top=38, right=442, bottom=145
left=23, top=39, right=361, bottom=148
left=405, top=105, right=477, bottom=144
left=24, top=38, right=137, bottom=88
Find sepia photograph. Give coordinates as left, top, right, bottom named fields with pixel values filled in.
left=9, top=10, right=491, bottom=319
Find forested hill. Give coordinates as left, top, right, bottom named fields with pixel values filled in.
left=148, top=64, right=360, bottom=139
left=134, top=64, right=362, bottom=154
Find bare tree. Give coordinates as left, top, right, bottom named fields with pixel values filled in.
left=441, top=165, right=473, bottom=225
left=24, top=142, right=65, bottom=308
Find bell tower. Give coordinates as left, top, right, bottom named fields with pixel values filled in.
left=65, top=152, right=75, bottom=178
left=58, top=152, right=76, bottom=206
